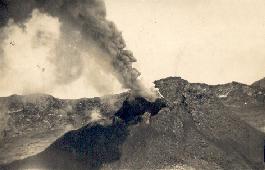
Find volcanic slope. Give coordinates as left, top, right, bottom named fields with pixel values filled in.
left=252, top=77, right=265, bottom=89
left=0, top=77, right=264, bottom=169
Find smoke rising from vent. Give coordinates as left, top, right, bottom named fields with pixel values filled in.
left=0, top=0, right=153, bottom=98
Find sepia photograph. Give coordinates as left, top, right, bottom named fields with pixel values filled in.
left=0, top=0, right=265, bottom=169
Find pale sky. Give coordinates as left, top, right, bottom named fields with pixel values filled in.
left=1, top=0, right=265, bottom=98
left=106, top=0, right=265, bottom=85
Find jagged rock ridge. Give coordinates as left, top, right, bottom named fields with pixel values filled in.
left=0, top=77, right=264, bottom=170
left=252, top=77, right=265, bottom=89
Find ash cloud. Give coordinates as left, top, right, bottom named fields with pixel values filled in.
left=0, top=0, right=148, bottom=98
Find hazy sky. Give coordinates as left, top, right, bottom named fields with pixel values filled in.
left=106, top=0, right=265, bottom=85
left=1, top=0, right=265, bottom=98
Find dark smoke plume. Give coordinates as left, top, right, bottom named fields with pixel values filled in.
left=0, top=0, right=143, bottom=94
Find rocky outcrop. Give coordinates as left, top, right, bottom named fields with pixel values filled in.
left=0, top=93, right=128, bottom=164
left=252, top=77, right=265, bottom=89
left=0, top=77, right=265, bottom=169
left=211, top=80, right=265, bottom=132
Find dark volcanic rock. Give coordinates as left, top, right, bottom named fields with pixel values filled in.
left=1, top=122, right=129, bottom=170
left=153, top=77, right=264, bottom=170
left=210, top=81, right=265, bottom=131
left=115, top=97, right=167, bottom=123
left=0, top=77, right=265, bottom=170
left=0, top=93, right=128, bottom=164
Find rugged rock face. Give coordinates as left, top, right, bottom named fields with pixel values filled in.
left=0, top=93, right=128, bottom=164
left=0, top=77, right=265, bottom=170
left=252, top=77, right=265, bottom=89
left=211, top=80, right=265, bottom=132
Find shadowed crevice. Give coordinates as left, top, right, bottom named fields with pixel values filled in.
left=0, top=97, right=166, bottom=170
left=1, top=123, right=129, bottom=170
